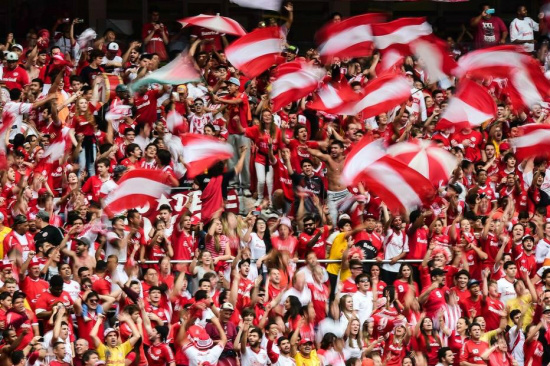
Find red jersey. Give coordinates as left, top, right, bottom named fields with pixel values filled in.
left=147, top=343, right=175, bottom=366
left=421, top=286, right=448, bottom=318
left=34, top=290, right=74, bottom=332
left=134, top=89, right=162, bottom=125
left=287, top=139, right=320, bottom=173
left=76, top=311, right=104, bottom=349
left=451, top=130, right=483, bottom=162
left=6, top=309, right=38, bottom=350
left=307, top=282, right=329, bottom=324
left=524, top=339, right=544, bottom=366
left=3, top=231, right=35, bottom=259
left=460, top=339, right=489, bottom=365
left=459, top=296, right=482, bottom=320
left=407, top=225, right=429, bottom=260
left=2, top=66, right=30, bottom=90
left=273, top=158, right=294, bottom=201
left=20, top=276, right=48, bottom=309
left=481, top=296, right=504, bottom=331
left=516, top=251, right=537, bottom=279
left=297, top=226, right=329, bottom=259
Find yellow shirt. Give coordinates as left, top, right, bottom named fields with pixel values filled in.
left=480, top=329, right=499, bottom=344
left=97, top=341, right=133, bottom=366
left=0, top=227, right=11, bottom=258
left=327, top=233, right=348, bottom=276
left=506, top=294, right=533, bottom=330
left=294, top=349, right=321, bottom=366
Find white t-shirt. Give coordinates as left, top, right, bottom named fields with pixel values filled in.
left=241, top=346, right=269, bottom=366
left=510, top=17, right=539, bottom=53
left=382, top=229, right=409, bottom=272
left=352, top=290, right=373, bottom=325
left=535, top=238, right=550, bottom=264
left=63, top=280, right=81, bottom=302
left=4, top=101, right=33, bottom=139
left=184, top=344, right=223, bottom=366
left=280, top=286, right=311, bottom=307
left=497, top=277, right=517, bottom=305
left=188, top=112, right=214, bottom=134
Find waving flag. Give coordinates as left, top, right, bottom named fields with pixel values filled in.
left=178, top=14, right=246, bottom=36
left=307, top=82, right=360, bottom=114
left=437, top=79, right=496, bottom=130
left=270, top=61, right=325, bottom=112
left=372, top=18, right=432, bottom=70
left=386, top=140, right=457, bottom=185
left=226, top=27, right=284, bottom=78
left=341, top=138, right=435, bottom=212
left=338, top=74, right=411, bottom=118
left=181, top=134, right=234, bottom=178
left=410, top=34, right=458, bottom=82
left=229, top=0, right=282, bottom=11
left=456, top=45, right=550, bottom=109
left=104, top=169, right=172, bottom=217
left=131, top=52, right=201, bottom=91
left=315, top=13, right=385, bottom=63
left=0, top=111, right=15, bottom=170
left=511, top=124, right=550, bottom=160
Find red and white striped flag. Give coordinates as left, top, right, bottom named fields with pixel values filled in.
left=315, top=13, right=386, bottom=63
left=270, top=61, right=325, bottom=112
left=338, top=74, right=411, bottom=118
left=437, top=79, right=496, bottom=130
left=104, top=169, right=172, bottom=217
left=456, top=45, right=550, bottom=110
left=307, top=81, right=360, bottom=114
left=410, top=34, right=459, bottom=82
left=511, top=124, right=550, bottom=160
left=226, top=27, right=284, bottom=78
left=166, top=110, right=185, bottom=134
left=386, top=140, right=457, bottom=185
left=341, top=138, right=435, bottom=212
left=181, top=133, right=234, bottom=178
left=372, top=18, right=432, bottom=70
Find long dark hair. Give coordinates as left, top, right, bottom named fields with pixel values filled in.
left=283, top=295, right=302, bottom=322
left=253, top=218, right=272, bottom=252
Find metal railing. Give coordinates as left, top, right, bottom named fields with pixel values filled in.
left=122, top=259, right=424, bottom=264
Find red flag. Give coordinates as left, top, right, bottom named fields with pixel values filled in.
left=226, top=27, right=284, bottom=78
left=270, top=61, right=325, bottom=112
left=409, top=34, right=459, bottom=82
left=437, top=79, right=496, bottom=130
left=104, top=169, right=172, bottom=217
left=338, top=74, right=411, bottom=118
left=307, top=81, right=360, bottom=114
left=315, top=13, right=386, bottom=63
left=181, top=133, right=234, bottom=178
left=372, top=18, right=432, bottom=70
left=511, top=124, right=550, bottom=160
left=341, top=138, right=435, bottom=212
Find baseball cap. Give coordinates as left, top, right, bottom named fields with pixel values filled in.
left=543, top=305, right=550, bottom=314
left=467, top=279, right=481, bottom=289
left=75, top=237, right=91, bottom=247
left=176, top=84, right=187, bottom=93
left=103, top=328, right=118, bottom=339
left=522, top=235, right=535, bottom=243
left=299, top=337, right=313, bottom=345
left=107, top=42, right=119, bottom=51
left=36, top=210, right=50, bottom=222
left=227, top=77, right=240, bottom=87
left=430, top=268, right=447, bottom=277
left=447, top=183, right=463, bottom=195
left=11, top=44, right=23, bottom=51
left=29, top=257, right=41, bottom=268
left=115, top=84, right=129, bottom=93
left=284, top=45, right=299, bottom=55
left=6, top=52, right=18, bottom=61
left=221, top=303, right=234, bottom=311
left=12, top=214, right=27, bottom=226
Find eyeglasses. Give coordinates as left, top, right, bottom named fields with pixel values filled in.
left=194, top=103, right=203, bottom=106
left=359, top=279, right=370, bottom=283
left=88, top=299, right=99, bottom=303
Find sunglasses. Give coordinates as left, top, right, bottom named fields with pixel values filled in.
left=88, top=298, right=99, bottom=303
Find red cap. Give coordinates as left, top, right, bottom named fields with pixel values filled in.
left=190, top=215, right=201, bottom=225
left=187, top=325, right=212, bottom=350
left=299, top=337, right=313, bottom=345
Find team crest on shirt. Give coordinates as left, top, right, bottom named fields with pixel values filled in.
left=13, top=72, right=18, bottom=76
left=63, top=295, right=68, bottom=300
left=143, top=95, right=149, bottom=101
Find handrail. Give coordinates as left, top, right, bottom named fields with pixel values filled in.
left=121, top=259, right=424, bottom=264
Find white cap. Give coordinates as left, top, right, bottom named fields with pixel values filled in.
left=107, top=42, right=119, bottom=51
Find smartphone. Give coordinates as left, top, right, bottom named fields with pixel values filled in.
left=114, top=321, right=120, bottom=327
left=172, top=92, right=180, bottom=102
left=63, top=18, right=70, bottom=23
left=75, top=18, right=84, bottom=23
left=486, top=8, right=495, bottom=14
left=252, top=210, right=261, bottom=216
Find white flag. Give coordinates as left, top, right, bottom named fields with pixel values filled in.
left=230, top=0, right=282, bottom=11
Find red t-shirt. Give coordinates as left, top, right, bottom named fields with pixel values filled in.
left=134, top=89, right=162, bottom=125
left=2, top=66, right=30, bottom=90
left=481, top=296, right=504, bottom=331
left=473, top=16, right=507, bottom=49
left=34, top=290, right=74, bottom=332
left=147, top=343, right=175, bottom=366
left=20, top=276, right=49, bottom=310
left=297, top=226, right=330, bottom=259
left=6, top=309, right=38, bottom=350
left=460, top=339, right=489, bottom=365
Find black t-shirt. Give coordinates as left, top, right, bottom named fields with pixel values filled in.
left=79, top=65, right=103, bottom=86
left=34, top=225, right=64, bottom=246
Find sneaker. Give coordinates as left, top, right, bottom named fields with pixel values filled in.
left=243, top=189, right=252, bottom=197
left=254, top=198, right=263, bottom=207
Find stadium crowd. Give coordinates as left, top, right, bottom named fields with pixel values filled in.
left=0, top=2, right=550, bottom=366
